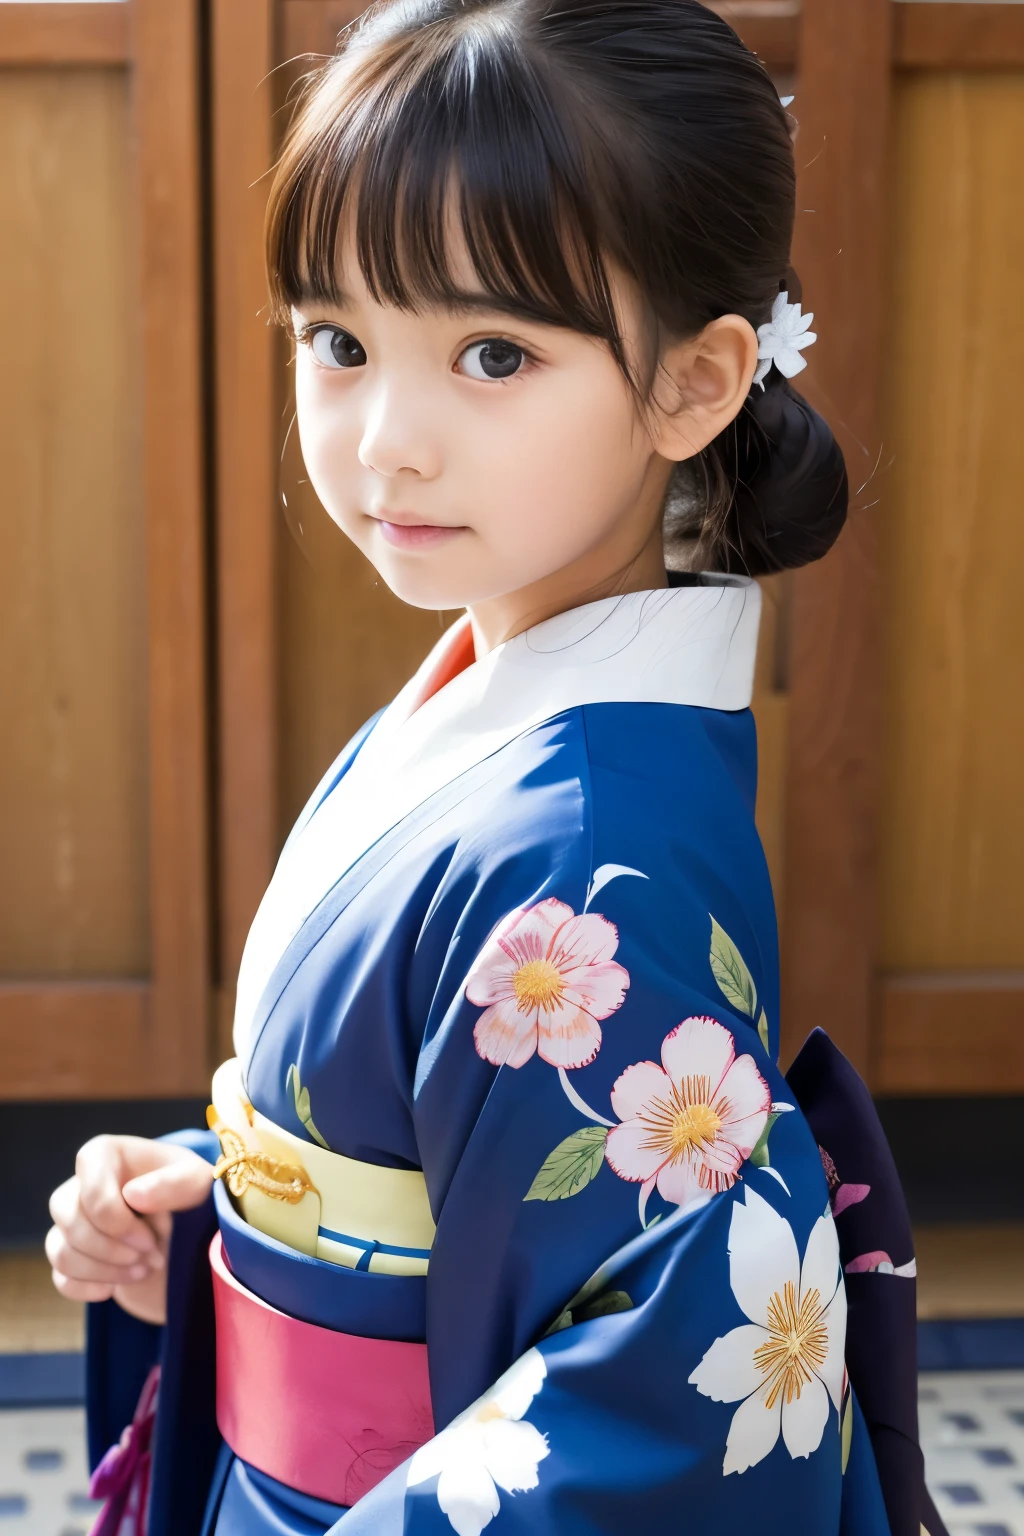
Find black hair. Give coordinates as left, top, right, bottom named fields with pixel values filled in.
left=266, top=0, right=848, bottom=575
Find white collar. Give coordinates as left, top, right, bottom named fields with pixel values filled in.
left=234, top=579, right=760, bottom=1052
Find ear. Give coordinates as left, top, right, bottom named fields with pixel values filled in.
left=649, top=314, right=759, bottom=462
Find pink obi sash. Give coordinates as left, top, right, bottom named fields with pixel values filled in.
left=209, top=1233, right=434, bottom=1506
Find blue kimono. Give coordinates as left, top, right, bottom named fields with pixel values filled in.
left=87, top=581, right=897, bottom=1536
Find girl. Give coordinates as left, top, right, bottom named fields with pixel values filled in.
left=46, top=2, right=934, bottom=1532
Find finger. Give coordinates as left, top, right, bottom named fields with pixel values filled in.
left=49, top=1179, right=160, bottom=1269
left=122, top=1154, right=214, bottom=1215
left=112, top=1274, right=168, bottom=1328
left=51, top=1269, right=115, bottom=1304
left=75, top=1138, right=162, bottom=1254
left=45, top=1227, right=152, bottom=1287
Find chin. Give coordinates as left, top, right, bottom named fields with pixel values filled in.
left=370, top=560, right=475, bottom=613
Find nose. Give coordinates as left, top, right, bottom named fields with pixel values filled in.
left=357, top=381, right=442, bottom=481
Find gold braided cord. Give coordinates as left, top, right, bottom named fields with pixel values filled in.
left=206, top=1108, right=316, bottom=1205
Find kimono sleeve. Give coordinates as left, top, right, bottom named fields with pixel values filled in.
left=331, top=785, right=887, bottom=1535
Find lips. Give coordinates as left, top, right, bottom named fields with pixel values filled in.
left=374, top=516, right=464, bottom=550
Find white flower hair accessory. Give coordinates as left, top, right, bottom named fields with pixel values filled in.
left=752, top=290, right=817, bottom=390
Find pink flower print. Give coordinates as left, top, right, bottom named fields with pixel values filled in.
left=818, top=1144, right=870, bottom=1217
left=605, top=1016, right=772, bottom=1207
left=466, top=898, right=629, bottom=1070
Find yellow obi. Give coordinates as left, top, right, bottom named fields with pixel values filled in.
left=209, top=1058, right=435, bottom=1277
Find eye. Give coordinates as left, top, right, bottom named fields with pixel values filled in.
left=457, top=338, right=526, bottom=381
left=308, top=325, right=367, bottom=369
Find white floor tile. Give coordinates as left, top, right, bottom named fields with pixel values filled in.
left=0, top=1407, right=101, bottom=1535
left=921, top=1370, right=1024, bottom=1536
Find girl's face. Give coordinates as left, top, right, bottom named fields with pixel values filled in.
left=292, top=257, right=675, bottom=631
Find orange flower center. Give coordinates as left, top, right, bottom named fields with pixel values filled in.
left=669, top=1100, right=722, bottom=1157
left=753, top=1280, right=828, bottom=1409
left=639, top=1075, right=726, bottom=1162
left=512, top=958, right=564, bottom=1013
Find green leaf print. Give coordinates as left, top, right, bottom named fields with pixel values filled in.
left=524, top=1125, right=609, bottom=1202
left=286, top=1063, right=330, bottom=1150
left=757, top=1008, right=770, bottom=1055
left=545, top=1289, right=634, bottom=1336
left=748, top=1110, right=781, bottom=1169
left=709, top=915, right=757, bottom=1019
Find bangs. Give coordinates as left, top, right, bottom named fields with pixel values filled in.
left=266, top=13, right=628, bottom=368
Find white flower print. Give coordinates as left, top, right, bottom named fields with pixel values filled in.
left=752, top=291, right=817, bottom=388
left=689, top=1187, right=847, bottom=1475
left=408, top=1349, right=550, bottom=1536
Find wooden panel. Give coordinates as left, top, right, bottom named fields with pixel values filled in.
left=876, top=975, right=1024, bottom=1093
left=895, top=4, right=1024, bottom=69
left=709, top=2, right=800, bottom=67
left=0, top=4, right=130, bottom=66
left=211, top=0, right=278, bottom=1054
left=276, top=1, right=1024, bottom=74
left=0, top=68, right=148, bottom=976
left=0, top=982, right=158, bottom=1100
left=915, top=1225, right=1024, bottom=1319
left=279, top=0, right=802, bottom=68
left=881, top=73, right=1024, bottom=974
left=0, top=1253, right=84, bottom=1351
left=134, top=0, right=210, bottom=1090
left=780, top=0, right=893, bottom=1075
left=280, top=0, right=365, bottom=62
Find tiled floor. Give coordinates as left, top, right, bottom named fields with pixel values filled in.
left=0, top=1373, right=1022, bottom=1535
left=0, top=1406, right=100, bottom=1535
left=922, top=1371, right=1024, bottom=1535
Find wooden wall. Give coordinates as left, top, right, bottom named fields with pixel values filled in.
left=0, top=1, right=210, bottom=1100
left=883, top=71, right=1024, bottom=973
left=3, top=0, right=1024, bottom=1097
left=0, top=67, right=147, bottom=977
left=766, top=1, right=1024, bottom=1091
left=876, top=68, right=1024, bottom=1091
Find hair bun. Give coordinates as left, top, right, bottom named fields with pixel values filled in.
left=709, top=373, right=849, bottom=576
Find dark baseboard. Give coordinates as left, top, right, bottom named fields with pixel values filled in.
left=0, top=1098, right=208, bottom=1249
left=0, top=1092, right=1021, bottom=1247
left=918, top=1318, right=1024, bottom=1373
left=875, top=1096, right=1024, bottom=1225
left=3, top=1320, right=1022, bottom=1409
left=0, top=1351, right=85, bottom=1407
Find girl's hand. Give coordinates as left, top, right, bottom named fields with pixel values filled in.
left=46, top=1135, right=215, bottom=1325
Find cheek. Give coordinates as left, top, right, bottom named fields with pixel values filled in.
left=294, top=365, right=361, bottom=519
left=474, top=372, right=647, bottom=549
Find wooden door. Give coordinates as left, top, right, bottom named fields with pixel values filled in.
left=0, top=1, right=210, bottom=1098
left=782, top=0, right=1024, bottom=1091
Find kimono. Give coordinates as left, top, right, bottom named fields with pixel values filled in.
left=86, top=579, right=904, bottom=1536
